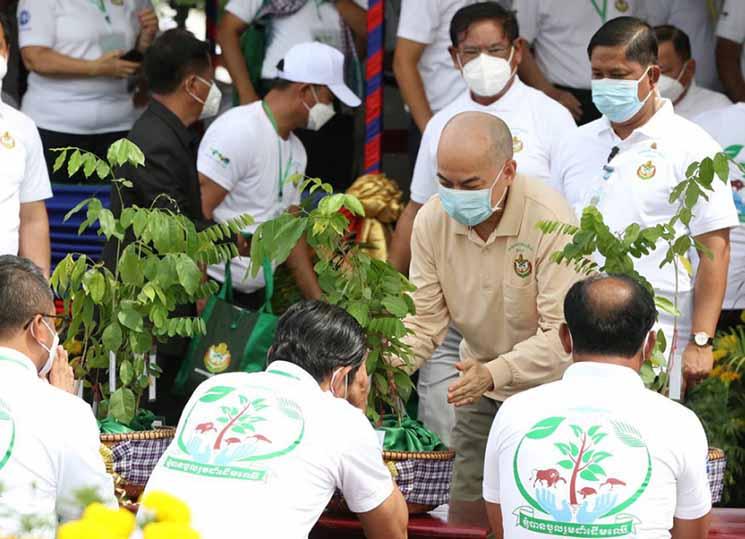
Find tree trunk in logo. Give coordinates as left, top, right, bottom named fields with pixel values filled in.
left=214, top=401, right=252, bottom=450
left=569, top=433, right=588, bottom=506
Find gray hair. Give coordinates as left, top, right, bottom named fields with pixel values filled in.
left=0, top=256, right=54, bottom=339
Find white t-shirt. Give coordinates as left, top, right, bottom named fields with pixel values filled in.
left=197, top=101, right=305, bottom=293
left=396, top=0, right=474, bottom=113
left=674, top=81, right=732, bottom=121
left=410, top=78, right=576, bottom=205
left=0, top=348, right=117, bottom=538
left=0, top=99, right=52, bottom=256
left=483, top=362, right=712, bottom=539
left=141, top=362, right=394, bottom=539
left=692, top=102, right=745, bottom=309
left=17, top=0, right=150, bottom=134
left=225, top=0, right=367, bottom=80
left=716, top=0, right=745, bottom=83
left=514, top=0, right=642, bottom=89
left=640, top=0, right=722, bottom=91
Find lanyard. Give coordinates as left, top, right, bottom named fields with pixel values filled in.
left=261, top=100, right=292, bottom=201
left=589, top=0, right=608, bottom=22
left=89, top=0, right=112, bottom=25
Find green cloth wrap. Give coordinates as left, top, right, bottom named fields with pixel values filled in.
left=377, top=415, right=448, bottom=452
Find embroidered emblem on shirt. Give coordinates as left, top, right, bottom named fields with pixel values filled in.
left=512, top=135, right=524, bottom=153
left=18, top=9, right=30, bottom=26
left=614, top=0, right=629, bottom=13
left=511, top=416, right=650, bottom=537
left=1, top=132, right=15, bottom=150
left=513, top=254, right=532, bottom=278
left=210, top=147, right=230, bottom=168
left=204, top=343, right=231, bottom=374
left=110, top=0, right=124, bottom=5
left=636, top=161, right=656, bottom=180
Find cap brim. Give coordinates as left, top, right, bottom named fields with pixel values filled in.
left=329, top=83, right=361, bottom=107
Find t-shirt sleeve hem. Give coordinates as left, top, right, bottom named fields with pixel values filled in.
left=396, top=28, right=435, bottom=45
left=483, top=486, right=500, bottom=504
left=674, top=500, right=712, bottom=521
left=689, top=215, right=740, bottom=238
left=345, top=481, right=395, bottom=514
left=19, top=191, right=53, bottom=204
left=197, top=162, right=235, bottom=192
left=715, top=25, right=745, bottom=43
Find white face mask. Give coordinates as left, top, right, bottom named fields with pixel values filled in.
left=329, top=367, right=349, bottom=399
left=32, top=319, right=59, bottom=377
left=304, top=86, right=335, bottom=131
left=459, top=48, right=515, bottom=97
left=657, top=61, right=689, bottom=103
left=188, top=76, right=222, bottom=120
left=0, top=54, right=7, bottom=82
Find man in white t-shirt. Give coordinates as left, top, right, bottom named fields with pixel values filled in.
left=142, top=300, right=407, bottom=539
left=513, top=0, right=642, bottom=125
left=0, top=13, right=50, bottom=277
left=484, top=274, right=712, bottom=539
left=0, top=256, right=117, bottom=539
left=554, top=17, right=738, bottom=400
left=198, top=42, right=361, bottom=306
left=715, top=0, right=745, bottom=102
left=693, top=103, right=745, bottom=322
left=654, top=24, right=731, bottom=121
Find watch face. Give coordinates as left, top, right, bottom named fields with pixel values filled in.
left=694, top=333, right=709, bottom=346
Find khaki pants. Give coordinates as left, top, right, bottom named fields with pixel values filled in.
left=450, top=396, right=502, bottom=502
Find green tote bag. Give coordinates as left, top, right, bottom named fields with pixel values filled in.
left=173, top=259, right=277, bottom=396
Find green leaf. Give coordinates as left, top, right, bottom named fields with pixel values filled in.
left=587, top=425, right=600, bottom=438
left=199, top=386, right=235, bottom=403
left=98, top=208, right=117, bottom=239
left=714, top=152, right=730, bottom=183
left=109, top=388, right=136, bottom=424
left=381, top=296, right=409, bottom=318
left=343, top=194, right=365, bottom=217
left=132, top=210, right=148, bottom=238
left=587, top=463, right=606, bottom=476
left=554, top=442, right=571, bottom=456
left=118, top=308, right=144, bottom=332
left=83, top=270, right=106, bottom=304
left=640, top=361, right=656, bottom=385
left=137, top=374, right=150, bottom=389
left=700, top=157, right=714, bottom=185
left=611, top=421, right=645, bottom=448
left=107, top=138, right=145, bottom=168
left=53, top=149, right=67, bottom=173
left=570, top=424, right=583, bottom=438
left=592, top=433, right=607, bottom=445
left=654, top=295, right=680, bottom=317
left=582, top=449, right=595, bottom=463
left=347, top=302, right=369, bottom=327
left=102, top=323, right=123, bottom=353
left=557, top=459, right=573, bottom=470
left=175, top=255, right=202, bottom=296
left=580, top=469, right=599, bottom=482
left=591, top=451, right=611, bottom=463
left=119, top=248, right=144, bottom=286
left=525, top=416, right=565, bottom=440
left=119, top=359, right=134, bottom=386
left=569, top=442, right=579, bottom=457
left=96, top=159, right=111, bottom=180
left=67, top=149, right=83, bottom=177
left=83, top=153, right=97, bottom=178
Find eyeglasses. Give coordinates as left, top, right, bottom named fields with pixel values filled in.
left=23, top=313, right=70, bottom=330
left=458, top=44, right=513, bottom=64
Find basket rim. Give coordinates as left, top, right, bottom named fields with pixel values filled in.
left=382, top=449, right=455, bottom=461
left=100, top=426, right=176, bottom=443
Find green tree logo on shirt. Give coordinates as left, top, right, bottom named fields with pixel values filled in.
left=0, top=400, right=15, bottom=473
left=510, top=416, right=651, bottom=537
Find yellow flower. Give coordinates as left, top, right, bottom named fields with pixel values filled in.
left=81, top=503, right=136, bottom=538
left=57, top=520, right=102, bottom=539
left=143, top=522, right=200, bottom=539
left=710, top=365, right=742, bottom=383
left=139, top=491, right=191, bottom=524
left=712, top=349, right=729, bottom=362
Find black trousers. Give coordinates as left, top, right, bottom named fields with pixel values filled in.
left=295, top=114, right=356, bottom=193
left=555, top=84, right=602, bottom=126
left=38, top=128, right=129, bottom=183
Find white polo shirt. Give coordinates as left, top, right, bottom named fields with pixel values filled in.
left=640, top=0, right=722, bottom=91
left=716, top=0, right=745, bottom=83
left=141, top=362, right=394, bottom=539
left=197, top=101, right=305, bottom=293
left=396, top=0, right=474, bottom=114
left=410, top=78, right=576, bottom=205
left=225, top=0, right=367, bottom=80
left=693, top=102, right=745, bottom=309
left=17, top=0, right=150, bottom=135
left=674, top=81, right=732, bottom=121
left=484, top=362, right=711, bottom=539
left=513, top=0, right=641, bottom=89
left=0, top=99, right=52, bottom=256
left=0, top=348, right=117, bottom=538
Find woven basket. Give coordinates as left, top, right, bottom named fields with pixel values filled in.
left=708, top=447, right=727, bottom=504
left=100, top=427, right=176, bottom=448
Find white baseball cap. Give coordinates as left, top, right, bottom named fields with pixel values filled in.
left=278, top=42, right=362, bottom=107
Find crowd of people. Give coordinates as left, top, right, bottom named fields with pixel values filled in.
left=0, top=0, right=744, bottom=538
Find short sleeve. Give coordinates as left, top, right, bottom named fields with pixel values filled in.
left=18, top=120, right=52, bottom=204
left=512, top=0, right=539, bottom=45
left=224, top=0, right=263, bottom=24
left=17, top=0, right=56, bottom=48
left=397, top=0, right=439, bottom=44
left=716, top=0, right=745, bottom=44
left=337, top=410, right=394, bottom=514
left=409, top=122, right=439, bottom=205
left=197, top=114, right=251, bottom=192
left=674, top=411, right=712, bottom=519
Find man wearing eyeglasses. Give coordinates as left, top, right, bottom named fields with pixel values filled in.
left=0, top=255, right=116, bottom=538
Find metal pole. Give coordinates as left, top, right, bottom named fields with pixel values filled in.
left=364, top=0, right=384, bottom=174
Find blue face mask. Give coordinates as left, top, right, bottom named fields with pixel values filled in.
left=438, top=165, right=507, bottom=227
left=591, top=67, right=653, bottom=123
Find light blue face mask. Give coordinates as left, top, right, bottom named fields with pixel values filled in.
left=591, top=67, right=653, bottom=123
left=438, top=165, right=507, bottom=227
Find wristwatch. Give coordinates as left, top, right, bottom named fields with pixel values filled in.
left=691, top=332, right=714, bottom=347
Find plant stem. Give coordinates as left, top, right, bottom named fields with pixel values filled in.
left=569, top=433, right=588, bottom=505
left=214, top=401, right=252, bottom=450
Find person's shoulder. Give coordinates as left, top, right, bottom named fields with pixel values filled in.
left=521, top=175, right=576, bottom=222
left=666, top=110, right=721, bottom=152
left=498, top=379, right=564, bottom=419
left=519, top=81, right=575, bottom=122
left=416, top=194, right=448, bottom=227
left=698, top=86, right=733, bottom=108
left=43, top=385, right=98, bottom=431
left=1, top=102, right=41, bottom=146
left=426, top=92, right=472, bottom=135
left=205, top=103, right=262, bottom=138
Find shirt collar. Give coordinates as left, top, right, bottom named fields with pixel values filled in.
left=148, top=100, right=198, bottom=150
left=464, top=76, right=526, bottom=111
left=265, top=360, right=321, bottom=389
left=562, top=361, right=644, bottom=390
left=453, top=173, right=527, bottom=238
left=595, top=99, right=674, bottom=140
left=0, top=346, right=38, bottom=377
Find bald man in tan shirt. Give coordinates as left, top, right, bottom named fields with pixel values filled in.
left=401, top=111, right=582, bottom=526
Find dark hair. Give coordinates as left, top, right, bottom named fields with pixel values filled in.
left=654, top=24, right=692, bottom=62
left=268, top=300, right=367, bottom=382
left=564, top=274, right=657, bottom=358
left=0, top=255, right=54, bottom=339
left=0, top=12, right=12, bottom=50
left=450, top=2, right=519, bottom=47
left=144, top=29, right=210, bottom=95
left=587, top=16, right=658, bottom=66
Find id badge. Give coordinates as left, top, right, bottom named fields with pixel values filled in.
left=100, top=32, right=126, bottom=53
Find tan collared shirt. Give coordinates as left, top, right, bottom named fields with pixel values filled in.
left=404, top=175, right=581, bottom=402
